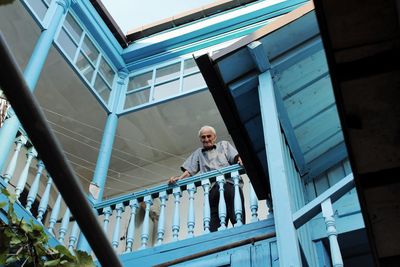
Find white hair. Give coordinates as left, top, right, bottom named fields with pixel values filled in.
left=198, top=125, right=216, bottom=137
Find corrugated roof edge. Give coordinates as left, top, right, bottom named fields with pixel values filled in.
left=211, top=1, right=315, bottom=61
left=126, top=0, right=258, bottom=42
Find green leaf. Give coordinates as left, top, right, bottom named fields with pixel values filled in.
left=10, top=236, right=23, bottom=245
left=0, top=0, right=15, bottom=6
left=0, top=250, right=7, bottom=264
left=1, top=188, right=10, bottom=197
left=44, top=258, right=61, bottom=266
left=0, top=202, right=6, bottom=209
left=55, top=245, right=75, bottom=261
left=5, top=255, right=19, bottom=264
left=74, top=250, right=95, bottom=266
left=20, top=221, right=33, bottom=233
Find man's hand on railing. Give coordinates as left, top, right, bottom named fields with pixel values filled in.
left=168, top=170, right=191, bottom=185
left=168, top=176, right=180, bottom=184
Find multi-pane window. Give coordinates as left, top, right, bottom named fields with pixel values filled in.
left=25, top=0, right=53, bottom=21
left=124, top=58, right=206, bottom=110
left=55, top=12, right=115, bottom=105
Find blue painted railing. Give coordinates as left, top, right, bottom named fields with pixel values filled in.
left=0, top=124, right=352, bottom=266
left=0, top=128, right=263, bottom=254
left=0, top=130, right=84, bottom=252
left=93, top=164, right=263, bottom=252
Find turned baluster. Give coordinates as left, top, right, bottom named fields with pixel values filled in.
left=172, top=187, right=182, bottom=241
left=187, top=183, right=196, bottom=237
left=156, top=192, right=167, bottom=246
left=2, top=135, right=27, bottom=184
left=37, top=175, right=52, bottom=223
left=201, top=179, right=211, bottom=233
left=140, top=196, right=153, bottom=249
left=15, top=147, right=37, bottom=199
left=48, top=193, right=62, bottom=234
left=26, top=160, right=44, bottom=212
left=126, top=199, right=139, bottom=252
left=321, top=198, right=343, bottom=267
left=232, top=171, right=243, bottom=227
left=249, top=182, right=259, bottom=222
left=217, top=175, right=227, bottom=231
left=58, top=208, right=71, bottom=243
left=112, top=203, right=124, bottom=249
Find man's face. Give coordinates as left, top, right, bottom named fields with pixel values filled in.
left=200, top=129, right=217, bottom=149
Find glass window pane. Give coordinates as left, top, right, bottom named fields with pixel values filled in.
left=76, top=52, right=95, bottom=82
left=99, top=58, right=115, bottom=86
left=183, top=73, right=206, bottom=92
left=81, top=36, right=99, bottom=64
left=26, top=0, right=47, bottom=20
left=43, top=0, right=53, bottom=6
left=153, top=79, right=180, bottom=101
left=124, top=89, right=150, bottom=109
left=155, top=62, right=180, bottom=84
left=57, top=28, right=78, bottom=60
left=183, top=58, right=198, bottom=74
left=64, top=13, right=83, bottom=43
left=95, top=75, right=111, bottom=103
left=128, top=71, right=153, bottom=90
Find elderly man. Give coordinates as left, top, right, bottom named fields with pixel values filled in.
left=168, top=125, right=245, bottom=232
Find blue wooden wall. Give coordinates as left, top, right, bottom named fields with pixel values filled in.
left=279, top=131, right=317, bottom=267
left=304, top=159, right=364, bottom=240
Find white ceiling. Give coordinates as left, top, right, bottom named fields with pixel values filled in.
left=1, top=1, right=232, bottom=199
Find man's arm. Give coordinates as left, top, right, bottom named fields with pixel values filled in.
left=168, top=170, right=191, bottom=184
left=236, top=155, right=243, bottom=166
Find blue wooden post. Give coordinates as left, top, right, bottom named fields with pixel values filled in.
left=59, top=208, right=71, bottom=243
left=321, top=198, right=343, bottom=267
left=187, top=183, right=196, bottom=237
left=48, top=193, right=62, bottom=234
left=102, top=206, right=113, bottom=233
left=90, top=112, right=118, bottom=201
left=37, top=175, right=52, bottom=223
left=126, top=199, right=139, bottom=252
left=140, top=196, right=153, bottom=249
left=0, top=0, right=71, bottom=171
left=90, top=70, right=128, bottom=202
left=112, top=203, right=125, bottom=249
left=2, top=135, right=27, bottom=183
left=172, top=187, right=182, bottom=241
left=156, top=191, right=167, bottom=246
left=232, top=171, right=243, bottom=227
left=217, top=175, right=227, bottom=231
left=258, top=70, right=302, bottom=266
left=249, top=182, right=259, bottom=222
left=15, top=147, right=37, bottom=199
left=201, top=179, right=211, bottom=233
left=68, top=221, right=80, bottom=252
left=26, top=161, right=45, bottom=212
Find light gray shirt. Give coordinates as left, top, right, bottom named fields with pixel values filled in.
left=181, top=140, right=240, bottom=183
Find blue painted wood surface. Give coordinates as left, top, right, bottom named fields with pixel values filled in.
left=259, top=71, right=302, bottom=266
left=2, top=135, right=27, bottom=183
left=119, top=219, right=275, bottom=266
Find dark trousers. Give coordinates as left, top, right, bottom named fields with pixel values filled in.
left=209, top=182, right=246, bottom=232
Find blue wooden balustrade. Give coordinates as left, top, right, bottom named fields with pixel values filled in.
left=0, top=130, right=356, bottom=266
left=0, top=132, right=87, bottom=253
left=93, top=164, right=262, bottom=251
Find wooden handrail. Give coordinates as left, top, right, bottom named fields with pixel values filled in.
left=292, top=173, right=354, bottom=228
left=94, top=164, right=245, bottom=211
